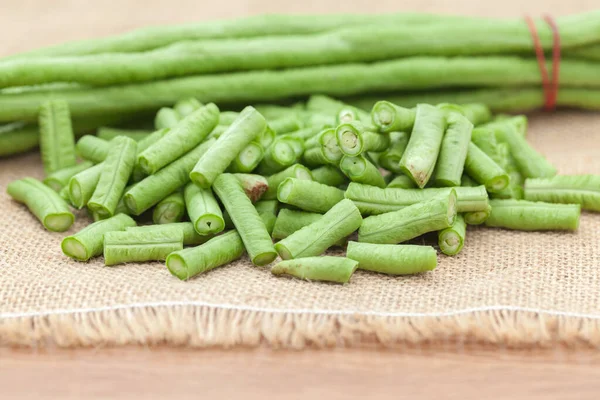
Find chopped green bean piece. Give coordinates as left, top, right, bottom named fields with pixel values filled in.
left=346, top=242, right=437, bottom=275
left=167, top=231, right=245, bottom=281
left=311, top=165, right=347, bottom=187
left=340, top=155, right=386, bottom=188
left=387, top=175, right=417, bottom=189
left=302, top=146, right=329, bottom=168
left=371, top=101, right=416, bottom=133
left=213, top=174, right=276, bottom=266
left=174, top=98, right=202, bottom=118
left=62, top=214, right=136, bottom=261
left=127, top=222, right=210, bottom=246
left=464, top=142, right=510, bottom=193
left=139, top=103, right=219, bottom=175
left=103, top=229, right=183, bottom=266
left=228, top=141, right=264, bottom=173
left=218, top=111, right=240, bottom=126
left=88, top=136, right=137, bottom=218
left=378, top=131, right=410, bottom=174
left=320, top=128, right=343, bottom=164
left=278, top=178, right=345, bottom=213
left=438, top=214, right=466, bottom=256
left=184, top=182, right=224, bottom=235
left=259, top=211, right=277, bottom=236
left=76, top=135, right=110, bottom=164
left=38, top=100, right=77, bottom=174
left=191, top=106, right=266, bottom=188
left=152, top=190, right=186, bottom=225
left=68, top=163, right=103, bottom=209
left=524, top=175, right=600, bottom=211
left=155, top=107, right=181, bottom=130
left=269, top=116, right=303, bottom=134
left=97, top=127, right=152, bottom=142
left=464, top=204, right=492, bottom=225
left=7, top=177, right=75, bottom=232
left=254, top=200, right=279, bottom=215
left=432, top=112, right=473, bottom=187
left=271, top=257, right=358, bottom=284
left=234, top=173, right=269, bottom=203
left=274, top=199, right=361, bottom=259
left=358, top=190, right=457, bottom=244
left=43, top=161, right=94, bottom=192
left=485, top=200, right=580, bottom=231
left=399, top=104, right=446, bottom=188
left=125, top=138, right=215, bottom=215
left=345, top=182, right=488, bottom=215
left=263, top=164, right=312, bottom=200
left=271, top=208, right=347, bottom=247
left=256, top=138, right=297, bottom=175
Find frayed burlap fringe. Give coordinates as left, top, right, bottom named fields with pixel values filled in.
left=1, top=306, right=600, bottom=349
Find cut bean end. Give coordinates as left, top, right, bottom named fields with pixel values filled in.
left=274, top=243, right=292, bottom=260
left=439, top=231, right=462, bottom=256
left=69, top=180, right=84, bottom=209
left=189, top=171, right=210, bottom=189
left=61, top=237, right=89, bottom=261
left=166, top=254, right=189, bottom=281
left=44, top=213, right=74, bottom=232
left=253, top=251, right=278, bottom=266
left=195, top=214, right=225, bottom=235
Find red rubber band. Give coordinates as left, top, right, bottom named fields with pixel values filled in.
left=525, top=15, right=561, bottom=111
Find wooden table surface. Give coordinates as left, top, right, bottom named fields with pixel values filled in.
left=2, top=1, right=600, bottom=398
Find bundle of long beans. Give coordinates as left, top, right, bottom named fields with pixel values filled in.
left=2, top=11, right=600, bottom=157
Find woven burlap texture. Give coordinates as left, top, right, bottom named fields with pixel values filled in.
left=1, top=111, right=599, bottom=348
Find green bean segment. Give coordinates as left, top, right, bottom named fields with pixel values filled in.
left=191, top=106, right=266, bottom=188
left=97, top=127, right=152, bottom=142
left=271, top=257, right=358, bottom=284
left=433, top=112, right=473, bottom=187
left=68, top=163, right=103, bottom=209
left=153, top=190, right=186, bottom=225
left=167, top=231, right=245, bottom=281
left=346, top=242, right=437, bottom=275
left=272, top=208, right=347, bottom=247
left=464, top=142, right=510, bottom=193
left=371, top=101, right=416, bottom=133
left=274, top=199, right=361, bottom=260
left=76, top=135, right=110, bottom=163
left=43, top=161, right=94, bottom=192
left=184, top=183, right=224, bottom=235
left=7, top=177, right=74, bottom=232
left=38, top=100, right=77, bottom=174
left=524, top=175, right=600, bottom=211
left=278, top=178, right=345, bottom=213
left=344, top=182, right=488, bottom=215
left=378, top=131, right=410, bottom=174
left=438, top=214, right=466, bottom=256
left=399, top=104, right=446, bottom=188
left=464, top=204, right=492, bottom=225
left=62, top=214, right=136, bottom=261
left=387, top=175, right=417, bottom=189
left=485, top=200, right=581, bottom=231
left=339, top=155, right=386, bottom=188
left=311, top=165, right=347, bottom=187
left=155, top=107, right=181, bottom=130
left=213, top=174, right=276, bottom=266
left=127, top=222, right=210, bottom=246
left=103, top=230, right=183, bottom=266
left=358, top=190, right=457, bottom=244
left=263, top=164, right=312, bottom=200
left=234, top=173, right=269, bottom=203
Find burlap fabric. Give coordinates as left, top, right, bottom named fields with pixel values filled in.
left=1, top=0, right=599, bottom=348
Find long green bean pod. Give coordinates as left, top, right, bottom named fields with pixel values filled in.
left=152, top=190, right=186, bottom=225
left=227, top=141, right=264, bottom=173
left=492, top=123, right=557, bottom=179
left=3, top=59, right=600, bottom=123
left=399, top=104, right=446, bottom=188
left=88, top=136, right=137, bottom=218
left=438, top=214, right=466, bottom=256
left=167, top=231, right=245, bottom=281
left=464, top=142, right=510, bottom=193
left=346, top=242, right=437, bottom=275
left=274, top=199, right=361, bottom=259
left=271, top=209, right=347, bottom=247
left=278, top=178, right=345, bottom=213
left=97, top=127, right=152, bottom=142
left=184, top=183, right=224, bottom=235
left=344, top=182, right=488, bottom=215
left=43, top=161, right=94, bottom=192
left=378, top=131, right=410, bottom=174
left=339, top=155, right=386, bottom=188
left=371, top=101, right=416, bottom=133
left=213, top=174, right=277, bottom=266
left=103, top=229, right=183, bottom=266
left=523, top=175, right=600, bottom=211
left=464, top=204, right=492, bottom=225
left=138, top=103, right=219, bottom=174
left=485, top=200, right=581, bottom=231
left=124, top=138, right=215, bottom=215
left=358, top=190, right=457, bottom=244
left=310, top=165, right=347, bottom=187
left=234, top=173, right=269, bottom=203
left=174, top=98, right=202, bottom=118
left=38, top=100, right=77, bottom=174
left=76, top=135, right=110, bottom=163
left=68, top=163, right=103, bottom=209
left=126, top=222, right=210, bottom=246
left=432, top=112, right=473, bottom=187
left=386, top=175, right=417, bottom=189
left=271, top=257, right=358, bottom=284
left=191, top=106, right=266, bottom=188
left=7, top=177, right=75, bottom=232
left=154, top=107, right=181, bottom=130
left=62, top=214, right=136, bottom=261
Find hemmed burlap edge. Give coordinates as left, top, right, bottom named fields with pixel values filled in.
left=1, top=306, right=600, bottom=348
